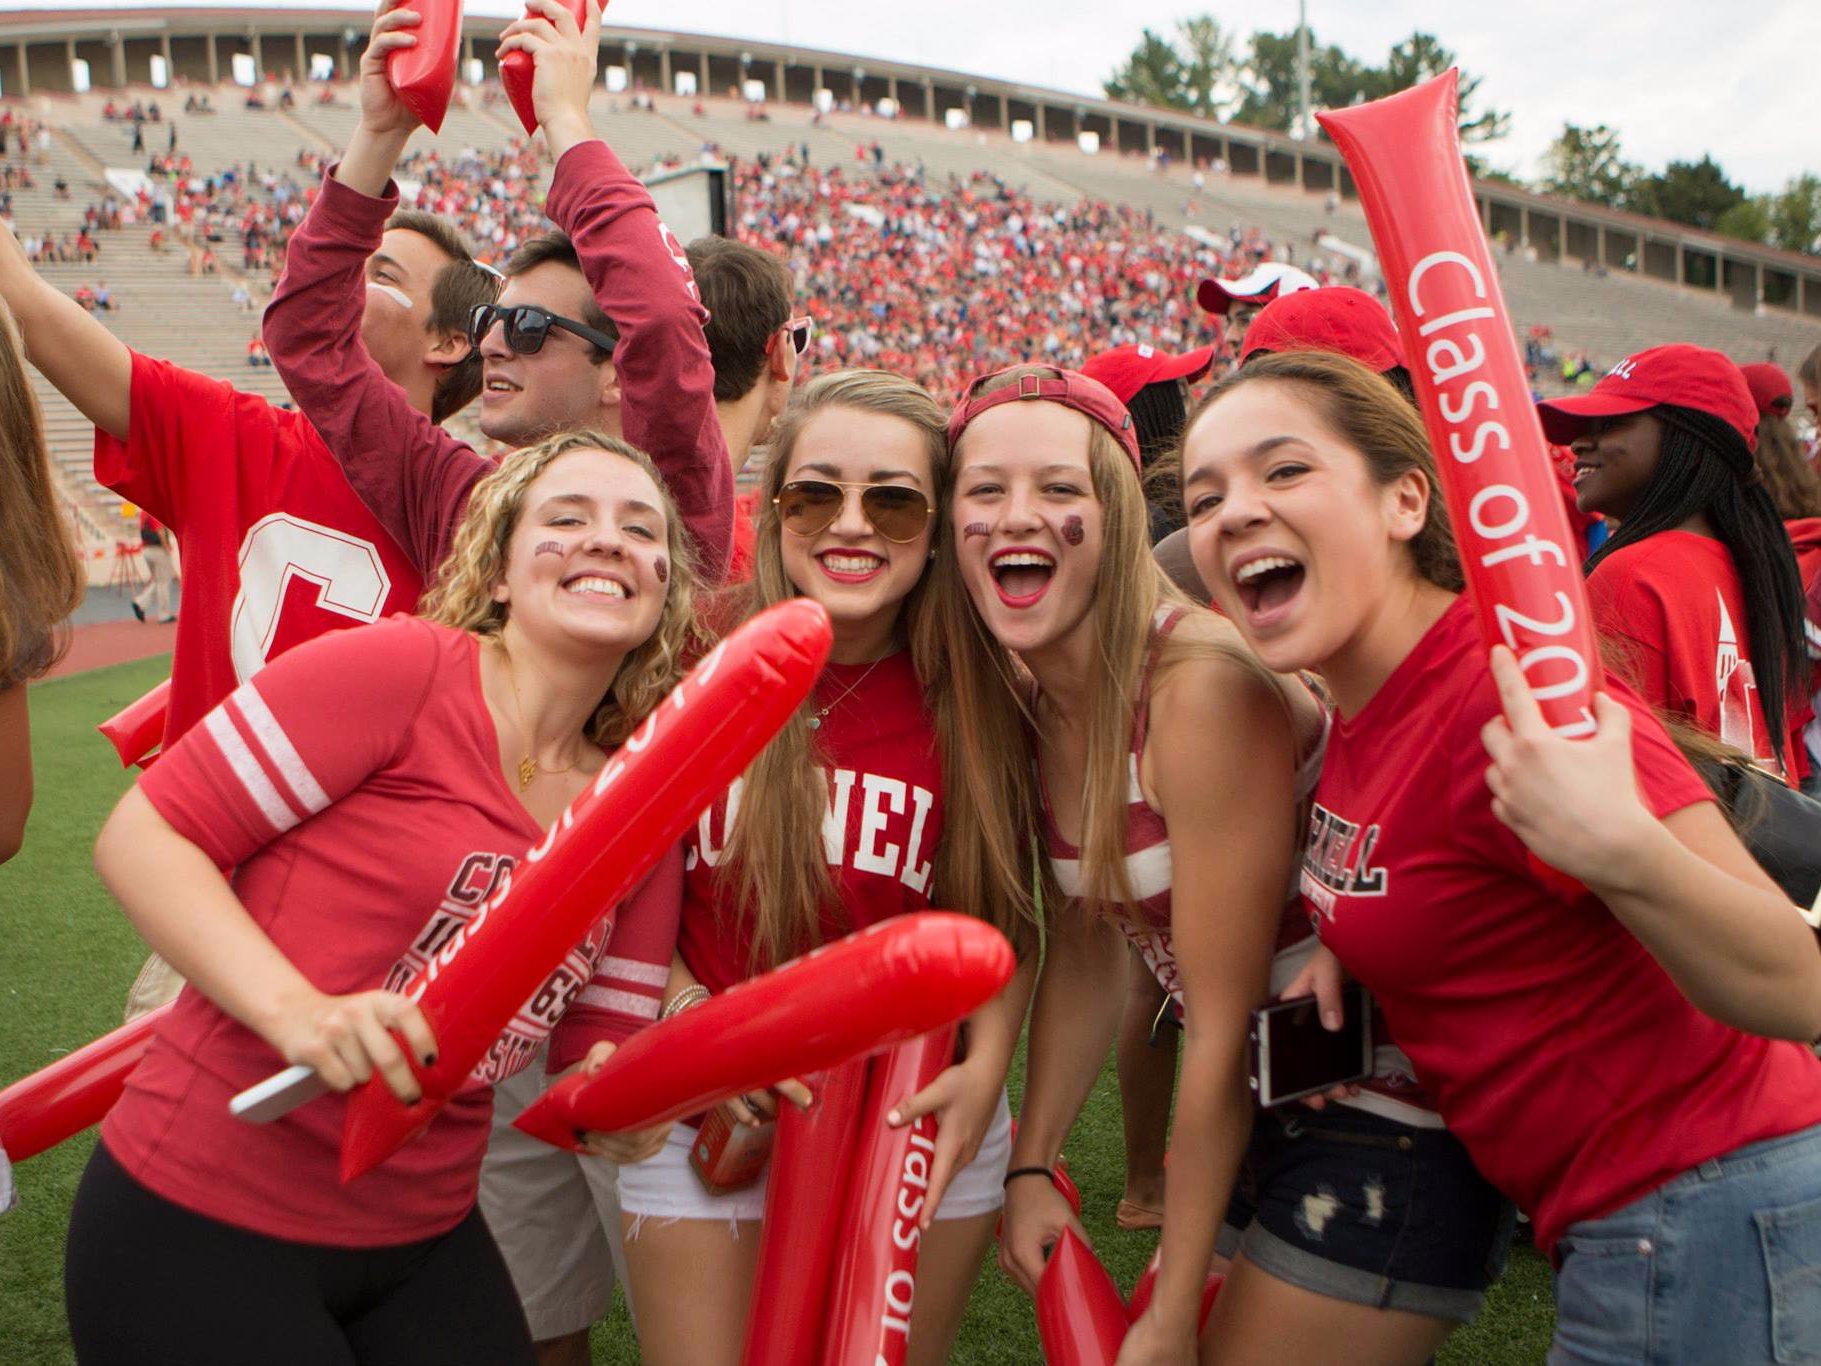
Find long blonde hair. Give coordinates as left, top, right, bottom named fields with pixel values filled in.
left=0, top=300, right=83, bottom=686
left=420, top=430, right=698, bottom=746
left=927, top=364, right=1281, bottom=923
left=721, top=372, right=960, bottom=967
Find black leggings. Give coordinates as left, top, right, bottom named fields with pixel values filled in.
left=65, top=1142, right=536, bottom=1366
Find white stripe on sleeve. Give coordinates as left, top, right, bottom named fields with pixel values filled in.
left=204, top=706, right=300, bottom=836
left=577, top=985, right=661, bottom=1019
left=596, top=956, right=670, bottom=988
left=234, top=685, right=331, bottom=815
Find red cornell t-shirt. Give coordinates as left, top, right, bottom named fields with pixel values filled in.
left=102, top=617, right=681, bottom=1247
left=676, top=649, right=942, bottom=994
left=95, top=350, right=425, bottom=745
left=1587, top=531, right=1786, bottom=777
left=1305, top=596, right=1821, bottom=1257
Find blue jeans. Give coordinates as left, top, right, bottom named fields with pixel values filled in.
left=1549, top=1122, right=1821, bottom=1365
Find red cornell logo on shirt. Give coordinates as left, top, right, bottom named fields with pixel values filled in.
left=1299, top=802, right=1387, bottom=921
left=687, top=771, right=937, bottom=891
left=1714, top=594, right=1772, bottom=771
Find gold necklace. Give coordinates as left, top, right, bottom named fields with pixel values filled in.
left=808, top=654, right=887, bottom=731
left=499, top=642, right=581, bottom=792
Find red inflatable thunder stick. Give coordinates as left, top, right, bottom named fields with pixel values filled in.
left=513, top=914, right=1014, bottom=1146
left=1319, top=72, right=1602, bottom=738
left=819, top=1027, right=958, bottom=1366
left=1036, top=1227, right=1129, bottom=1366
left=1126, top=1246, right=1223, bottom=1333
left=385, top=0, right=464, bottom=133
left=327, top=598, right=832, bottom=1180
left=97, top=679, right=170, bottom=770
left=742, top=1062, right=869, bottom=1366
left=0, top=1004, right=172, bottom=1162
left=501, top=0, right=591, bottom=135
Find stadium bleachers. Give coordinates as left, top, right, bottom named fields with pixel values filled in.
left=6, top=80, right=1817, bottom=549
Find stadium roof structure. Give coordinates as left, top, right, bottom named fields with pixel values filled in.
left=0, top=5, right=1817, bottom=321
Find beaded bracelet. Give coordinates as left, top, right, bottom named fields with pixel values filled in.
left=659, top=984, right=712, bottom=1021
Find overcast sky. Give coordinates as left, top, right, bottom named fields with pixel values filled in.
left=41, top=0, right=1821, bottom=192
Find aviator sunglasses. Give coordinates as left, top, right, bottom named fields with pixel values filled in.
left=774, top=479, right=933, bottom=543
left=467, top=302, right=617, bottom=356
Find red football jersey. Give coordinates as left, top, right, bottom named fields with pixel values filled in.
left=1306, top=596, right=1821, bottom=1256
left=677, top=649, right=942, bottom=994
left=95, top=350, right=425, bottom=745
left=1587, top=531, right=1786, bottom=777
left=103, top=617, right=680, bottom=1246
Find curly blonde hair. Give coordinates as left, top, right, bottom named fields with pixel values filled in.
left=421, top=430, right=700, bottom=746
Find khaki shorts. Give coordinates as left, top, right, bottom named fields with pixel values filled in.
left=480, top=1047, right=628, bottom=1341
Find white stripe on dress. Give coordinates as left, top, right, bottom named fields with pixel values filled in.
left=596, top=956, right=669, bottom=988
left=578, top=985, right=661, bottom=1018
left=204, top=706, right=299, bottom=835
left=234, top=685, right=331, bottom=815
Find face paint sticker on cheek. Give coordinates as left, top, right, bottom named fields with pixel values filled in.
left=533, top=540, right=564, bottom=558
left=1061, top=516, right=1085, bottom=547
left=963, top=522, right=990, bottom=539
left=654, top=556, right=669, bottom=585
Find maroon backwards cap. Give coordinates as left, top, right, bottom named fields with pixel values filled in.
left=948, top=367, right=1142, bottom=474
left=1741, top=362, right=1794, bottom=418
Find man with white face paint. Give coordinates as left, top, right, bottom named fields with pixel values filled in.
left=263, top=0, right=733, bottom=588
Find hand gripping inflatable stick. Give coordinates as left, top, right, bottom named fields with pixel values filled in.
left=227, top=598, right=832, bottom=1180
left=385, top=0, right=464, bottom=133
left=743, top=1061, right=870, bottom=1366
left=97, top=679, right=170, bottom=769
left=501, top=0, right=591, bottom=135
left=1319, top=72, right=1603, bottom=738
left=1036, top=1226, right=1129, bottom=1366
left=0, top=1004, right=172, bottom=1162
left=513, top=915, right=1014, bottom=1146
left=819, top=1027, right=958, bottom=1366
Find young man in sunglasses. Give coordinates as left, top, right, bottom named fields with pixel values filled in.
left=0, top=212, right=488, bottom=756
left=263, top=0, right=733, bottom=589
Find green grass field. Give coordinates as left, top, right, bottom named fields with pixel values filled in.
left=0, top=656, right=1555, bottom=1364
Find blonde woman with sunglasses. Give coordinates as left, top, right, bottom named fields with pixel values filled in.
left=614, top=371, right=1036, bottom=1366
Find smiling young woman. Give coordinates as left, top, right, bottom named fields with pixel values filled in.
left=67, top=431, right=695, bottom=1366
left=935, top=365, right=1394, bottom=1366
left=1181, top=349, right=1821, bottom=1366
left=615, top=371, right=1035, bottom=1366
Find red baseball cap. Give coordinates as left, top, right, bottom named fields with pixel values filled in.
left=1196, top=262, right=1320, bottom=316
left=949, top=367, right=1141, bottom=474
left=1740, top=362, right=1794, bottom=418
left=1240, top=287, right=1405, bottom=374
left=1536, top=344, right=1759, bottom=452
left=1080, top=343, right=1216, bottom=405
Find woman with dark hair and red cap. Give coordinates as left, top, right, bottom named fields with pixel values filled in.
left=1537, top=345, right=1810, bottom=782
left=1082, top=341, right=1216, bottom=546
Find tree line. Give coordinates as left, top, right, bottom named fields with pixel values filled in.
left=1104, top=18, right=1819, bottom=257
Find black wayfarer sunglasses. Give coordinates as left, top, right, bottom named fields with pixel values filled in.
left=468, top=302, right=617, bottom=357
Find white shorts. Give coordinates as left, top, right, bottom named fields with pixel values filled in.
left=479, top=1047, right=628, bottom=1341
left=618, top=1091, right=1013, bottom=1225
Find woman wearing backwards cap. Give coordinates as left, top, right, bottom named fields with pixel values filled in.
left=1076, top=340, right=1217, bottom=1235
left=932, top=364, right=1327, bottom=1366
left=1537, top=344, right=1810, bottom=783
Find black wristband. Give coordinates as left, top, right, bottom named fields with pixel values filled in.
left=1003, top=1165, right=1055, bottom=1188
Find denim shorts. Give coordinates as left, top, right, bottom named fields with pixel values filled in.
left=1549, top=1121, right=1821, bottom=1366
left=1216, top=1105, right=1516, bottom=1323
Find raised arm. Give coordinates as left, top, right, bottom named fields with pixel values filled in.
left=508, top=0, right=735, bottom=583
left=0, top=217, right=130, bottom=441
left=263, top=1, right=488, bottom=576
